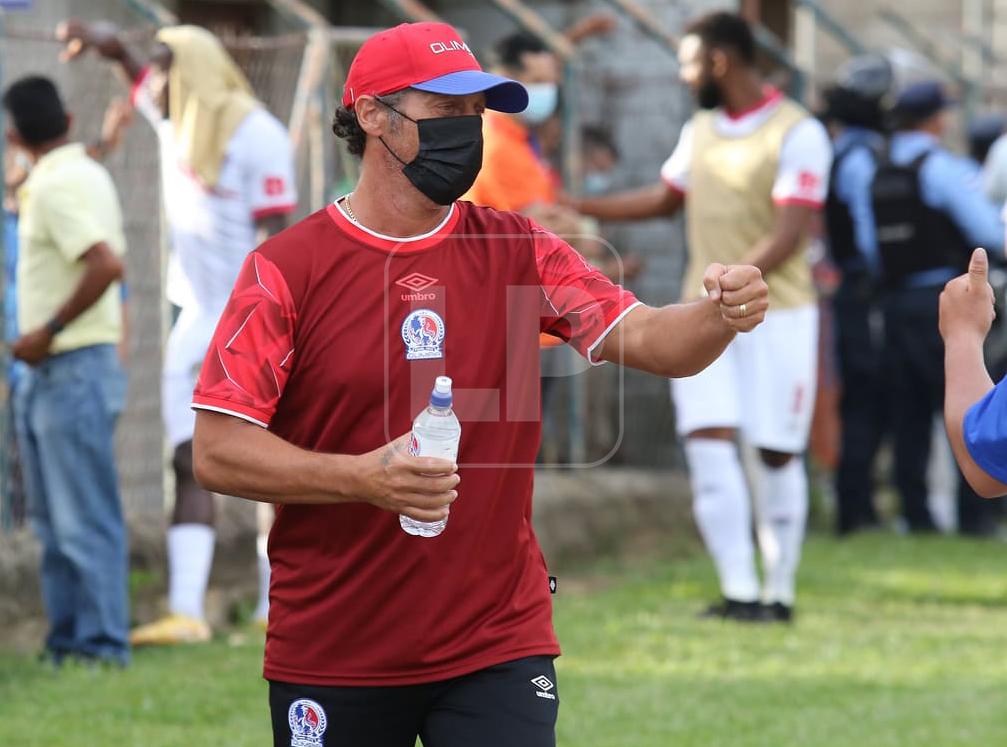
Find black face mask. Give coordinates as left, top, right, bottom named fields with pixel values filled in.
left=696, top=79, right=723, bottom=110
left=377, top=99, right=483, bottom=205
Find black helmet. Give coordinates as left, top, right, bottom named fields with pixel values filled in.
left=821, top=53, right=894, bottom=131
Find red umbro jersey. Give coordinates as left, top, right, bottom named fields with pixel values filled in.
left=192, top=200, right=639, bottom=686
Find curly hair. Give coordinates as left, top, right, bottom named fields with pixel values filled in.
left=332, top=90, right=407, bottom=157
left=683, top=11, right=756, bottom=65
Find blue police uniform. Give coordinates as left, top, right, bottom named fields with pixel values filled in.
left=862, top=82, right=1005, bottom=532
left=826, top=126, right=886, bottom=533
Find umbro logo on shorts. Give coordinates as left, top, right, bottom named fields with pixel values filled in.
left=531, top=675, right=556, bottom=700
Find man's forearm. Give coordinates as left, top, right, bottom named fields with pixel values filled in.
left=745, top=204, right=815, bottom=275
left=603, top=300, right=734, bottom=377
left=193, top=414, right=360, bottom=505
left=744, top=233, right=800, bottom=276
left=943, top=335, right=1001, bottom=495
left=107, top=34, right=146, bottom=82
left=51, top=248, right=122, bottom=328
left=576, top=183, right=682, bottom=222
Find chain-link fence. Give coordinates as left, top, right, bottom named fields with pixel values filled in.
left=1, top=0, right=166, bottom=528
left=0, top=1, right=720, bottom=532
left=0, top=0, right=317, bottom=529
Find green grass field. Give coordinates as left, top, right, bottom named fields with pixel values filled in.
left=2, top=533, right=1006, bottom=746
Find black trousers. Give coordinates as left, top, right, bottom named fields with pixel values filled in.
left=883, top=286, right=945, bottom=531
left=833, top=271, right=886, bottom=533
left=270, top=655, right=559, bottom=747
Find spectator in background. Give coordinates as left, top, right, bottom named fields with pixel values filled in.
left=464, top=32, right=582, bottom=237
left=59, top=20, right=297, bottom=644
left=577, top=125, right=643, bottom=282
left=969, top=113, right=1006, bottom=169
left=3, top=76, right=129, bottom=666
left=819, top=53, right=892, bottom=535
left=2, top=148, right=30, bottom=529
left=980, top=115, right=1007, bottom=204
left=574, top=11, right=832, bottom=623
left=867, top=81, right=1004, bottom=533
left=2, top=98, right=134, bottom=529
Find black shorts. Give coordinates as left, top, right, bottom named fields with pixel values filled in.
left=269, top=655, right=559, bottom=747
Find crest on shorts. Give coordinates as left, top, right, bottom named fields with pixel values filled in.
left=401, top=308, right=445, bottom=361
left=288, top=698, right=327, bottom=747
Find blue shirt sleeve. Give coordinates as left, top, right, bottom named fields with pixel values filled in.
left=963, top=375, right=1007, bottom=484
left=834, top=147, right=879, bottom=269
left=921, top=152, right=1005, bottom=253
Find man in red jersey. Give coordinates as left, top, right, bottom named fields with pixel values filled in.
left=191, top=22, right=768, bottom=747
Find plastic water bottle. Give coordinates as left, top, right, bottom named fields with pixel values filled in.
left=400, top=376, right=461, bottom=538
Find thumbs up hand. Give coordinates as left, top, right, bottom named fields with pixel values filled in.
left=939, top=248, right=997, bottom=345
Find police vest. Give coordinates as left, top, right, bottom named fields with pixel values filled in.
left=825, top=141, right=880, bottom=270
left=870, top=150, right=971, bottom=287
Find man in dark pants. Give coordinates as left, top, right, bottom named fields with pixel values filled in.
left=867, top=81, right=1004, bottom=532
left=821, top=54, right=892, bottom=535
left=187, top=21, right=769, bottom=747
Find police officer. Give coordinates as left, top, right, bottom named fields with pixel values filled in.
left=868, top=81, right=1004, bottom=532
left=821, top=54, right=892, bottom=535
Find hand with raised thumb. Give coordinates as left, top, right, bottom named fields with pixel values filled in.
left=940, top=247, right=996, bottom=345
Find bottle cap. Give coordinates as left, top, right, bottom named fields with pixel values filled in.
left=431, top=376, right=452, bottom=408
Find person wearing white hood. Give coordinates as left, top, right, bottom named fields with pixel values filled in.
left=57, top=19, right=297, bottom=645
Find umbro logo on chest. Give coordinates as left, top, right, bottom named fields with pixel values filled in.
left=396, top=272, right=438, bottom=302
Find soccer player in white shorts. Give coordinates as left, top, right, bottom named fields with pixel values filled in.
left=60, top=21, right=297, bottom=642
left=573, top=11, right=832, bottom=621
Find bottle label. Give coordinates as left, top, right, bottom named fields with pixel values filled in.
left=409, top=431, right=459, bottom=461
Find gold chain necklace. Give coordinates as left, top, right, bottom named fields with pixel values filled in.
left=342, top=193, right=358, bottom=223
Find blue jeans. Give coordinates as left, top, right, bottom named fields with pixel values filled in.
left=14, top=344, right=129, bottom=663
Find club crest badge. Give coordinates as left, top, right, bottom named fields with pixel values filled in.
left=288, top=698, right=327, bottom=747
left=401, top=308, right=445, bottom=361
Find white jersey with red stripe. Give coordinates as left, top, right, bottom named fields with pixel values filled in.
left=132, top=68, right=298, bottom=317
left=660, top=87, right=831, bottom=208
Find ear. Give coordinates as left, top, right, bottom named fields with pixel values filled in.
left=354, top=96, right=388, bottom=138
left=65, top=112, right=74, bottom=133
left=710, top=48, right=729, bottom=79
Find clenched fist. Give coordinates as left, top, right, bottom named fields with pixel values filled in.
left=703, top=263, right=769, bottom=333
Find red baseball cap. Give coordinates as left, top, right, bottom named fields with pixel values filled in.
left=342, top=22, right=528, bottom=113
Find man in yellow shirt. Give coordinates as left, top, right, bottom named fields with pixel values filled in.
left=4, top=76, right=129, bottom=666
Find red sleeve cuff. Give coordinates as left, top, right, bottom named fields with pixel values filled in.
left=661, top=177, right=687, bottom=197
left=191, top=395, right=272, bottom=428
left=252, top=204, right=297, bottom=220
left=774, top=196, right=824, bottom=208
left=129, top=66, right=151, bottom=107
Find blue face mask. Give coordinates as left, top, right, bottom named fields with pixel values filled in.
left=520, top=83, right=559, bottom=125
left=583, top=171, right=614, bottom=195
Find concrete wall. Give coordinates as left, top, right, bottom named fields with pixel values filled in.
left=0, top=469, right=695, bottom=650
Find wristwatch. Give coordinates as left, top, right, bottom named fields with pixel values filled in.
left=45, top=318, right=65, bottom=336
